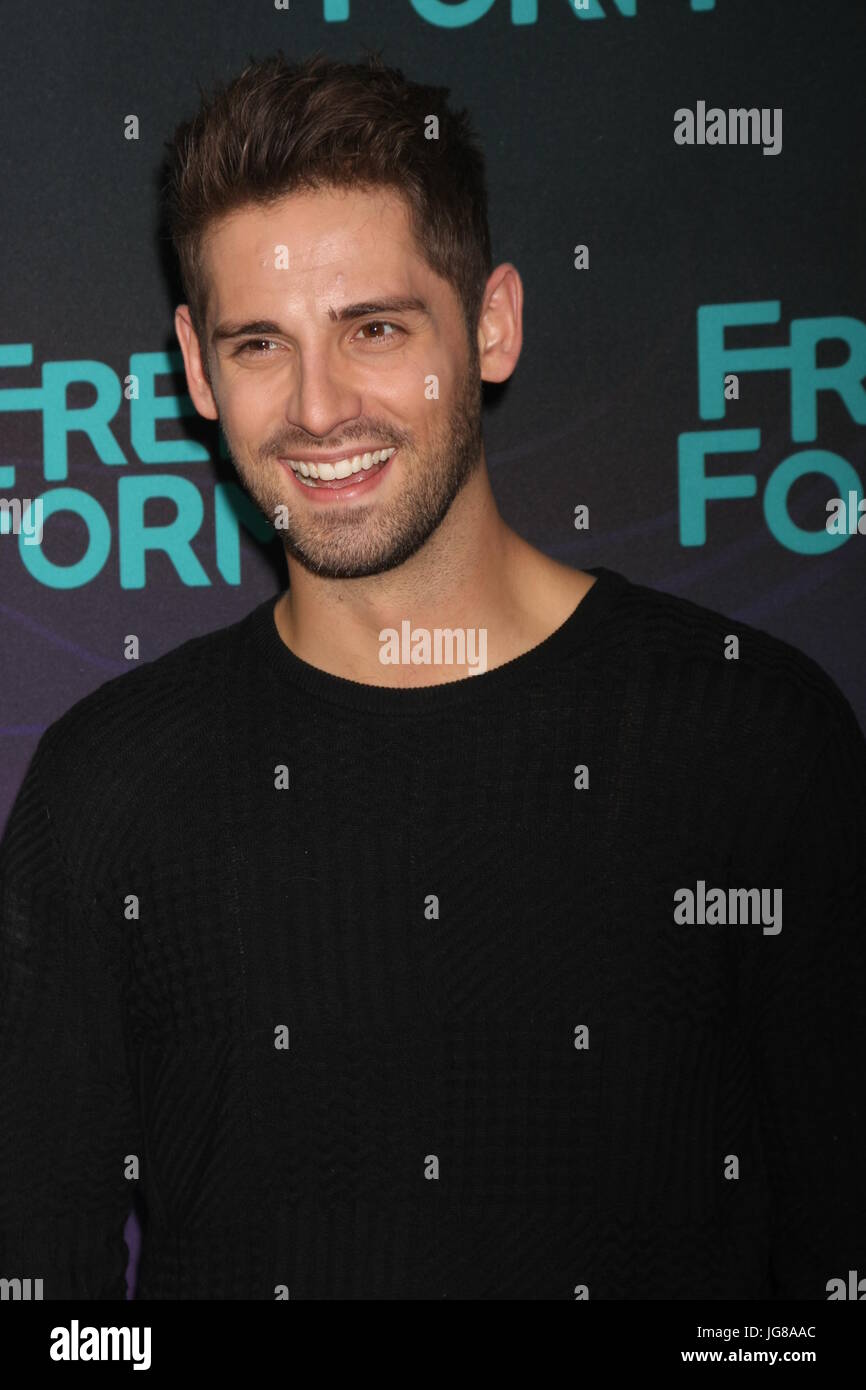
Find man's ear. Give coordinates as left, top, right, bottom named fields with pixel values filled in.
left=175, top=305, right=218, bottom=420
left=476, top=263, right=523, bottom=386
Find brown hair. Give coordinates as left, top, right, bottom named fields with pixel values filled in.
left=163, top=49, right=493, bottom=357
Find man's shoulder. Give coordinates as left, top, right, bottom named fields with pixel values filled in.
left=601, top=568, right=862, bottom=744
left=36, top=600, right=267, bottom=778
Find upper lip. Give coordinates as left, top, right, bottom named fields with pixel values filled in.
left=278, top=446, right=396, bottom=464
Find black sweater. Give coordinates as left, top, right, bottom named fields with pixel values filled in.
left=1, top=566, right=864, bottom=1300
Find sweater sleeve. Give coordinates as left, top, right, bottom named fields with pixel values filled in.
left=0, top=734, right=142, bottom=1299
left=748, top=700, right=866, bottom=1300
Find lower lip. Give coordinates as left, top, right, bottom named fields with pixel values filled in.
left=279, top=451, right=397, bottom=502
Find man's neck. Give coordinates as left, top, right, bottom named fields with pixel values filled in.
left=273, top=481, right=596, bottom=688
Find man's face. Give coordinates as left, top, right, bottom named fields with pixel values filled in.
left=186, top=185, right=484, bottom=579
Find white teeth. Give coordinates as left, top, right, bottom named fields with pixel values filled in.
left=287, top=446, right=396, bottom=484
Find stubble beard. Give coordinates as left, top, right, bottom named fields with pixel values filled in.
left=222, top=354, right=484, bottom=580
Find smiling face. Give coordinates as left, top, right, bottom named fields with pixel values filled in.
left=176, top=184, right=485, bottom=579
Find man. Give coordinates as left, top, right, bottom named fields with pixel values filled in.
left=1, top=50, right=864, bottom=1301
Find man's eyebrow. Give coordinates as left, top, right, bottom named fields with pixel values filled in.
left=211, top=298, right=430, bottom=345
left=211, top=318, right=284, bottom=345
left=326, top=296, right=430, bottom=323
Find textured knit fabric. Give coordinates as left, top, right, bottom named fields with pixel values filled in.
left=1, top=566, right=864, bottom=1301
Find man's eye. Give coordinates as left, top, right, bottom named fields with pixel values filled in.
left=357, top=321, right=403, bottom=345
left=236, top=339, right=279, bottom=356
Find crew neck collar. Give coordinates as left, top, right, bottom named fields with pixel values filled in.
left=244, top=565, right=629, bottom=714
